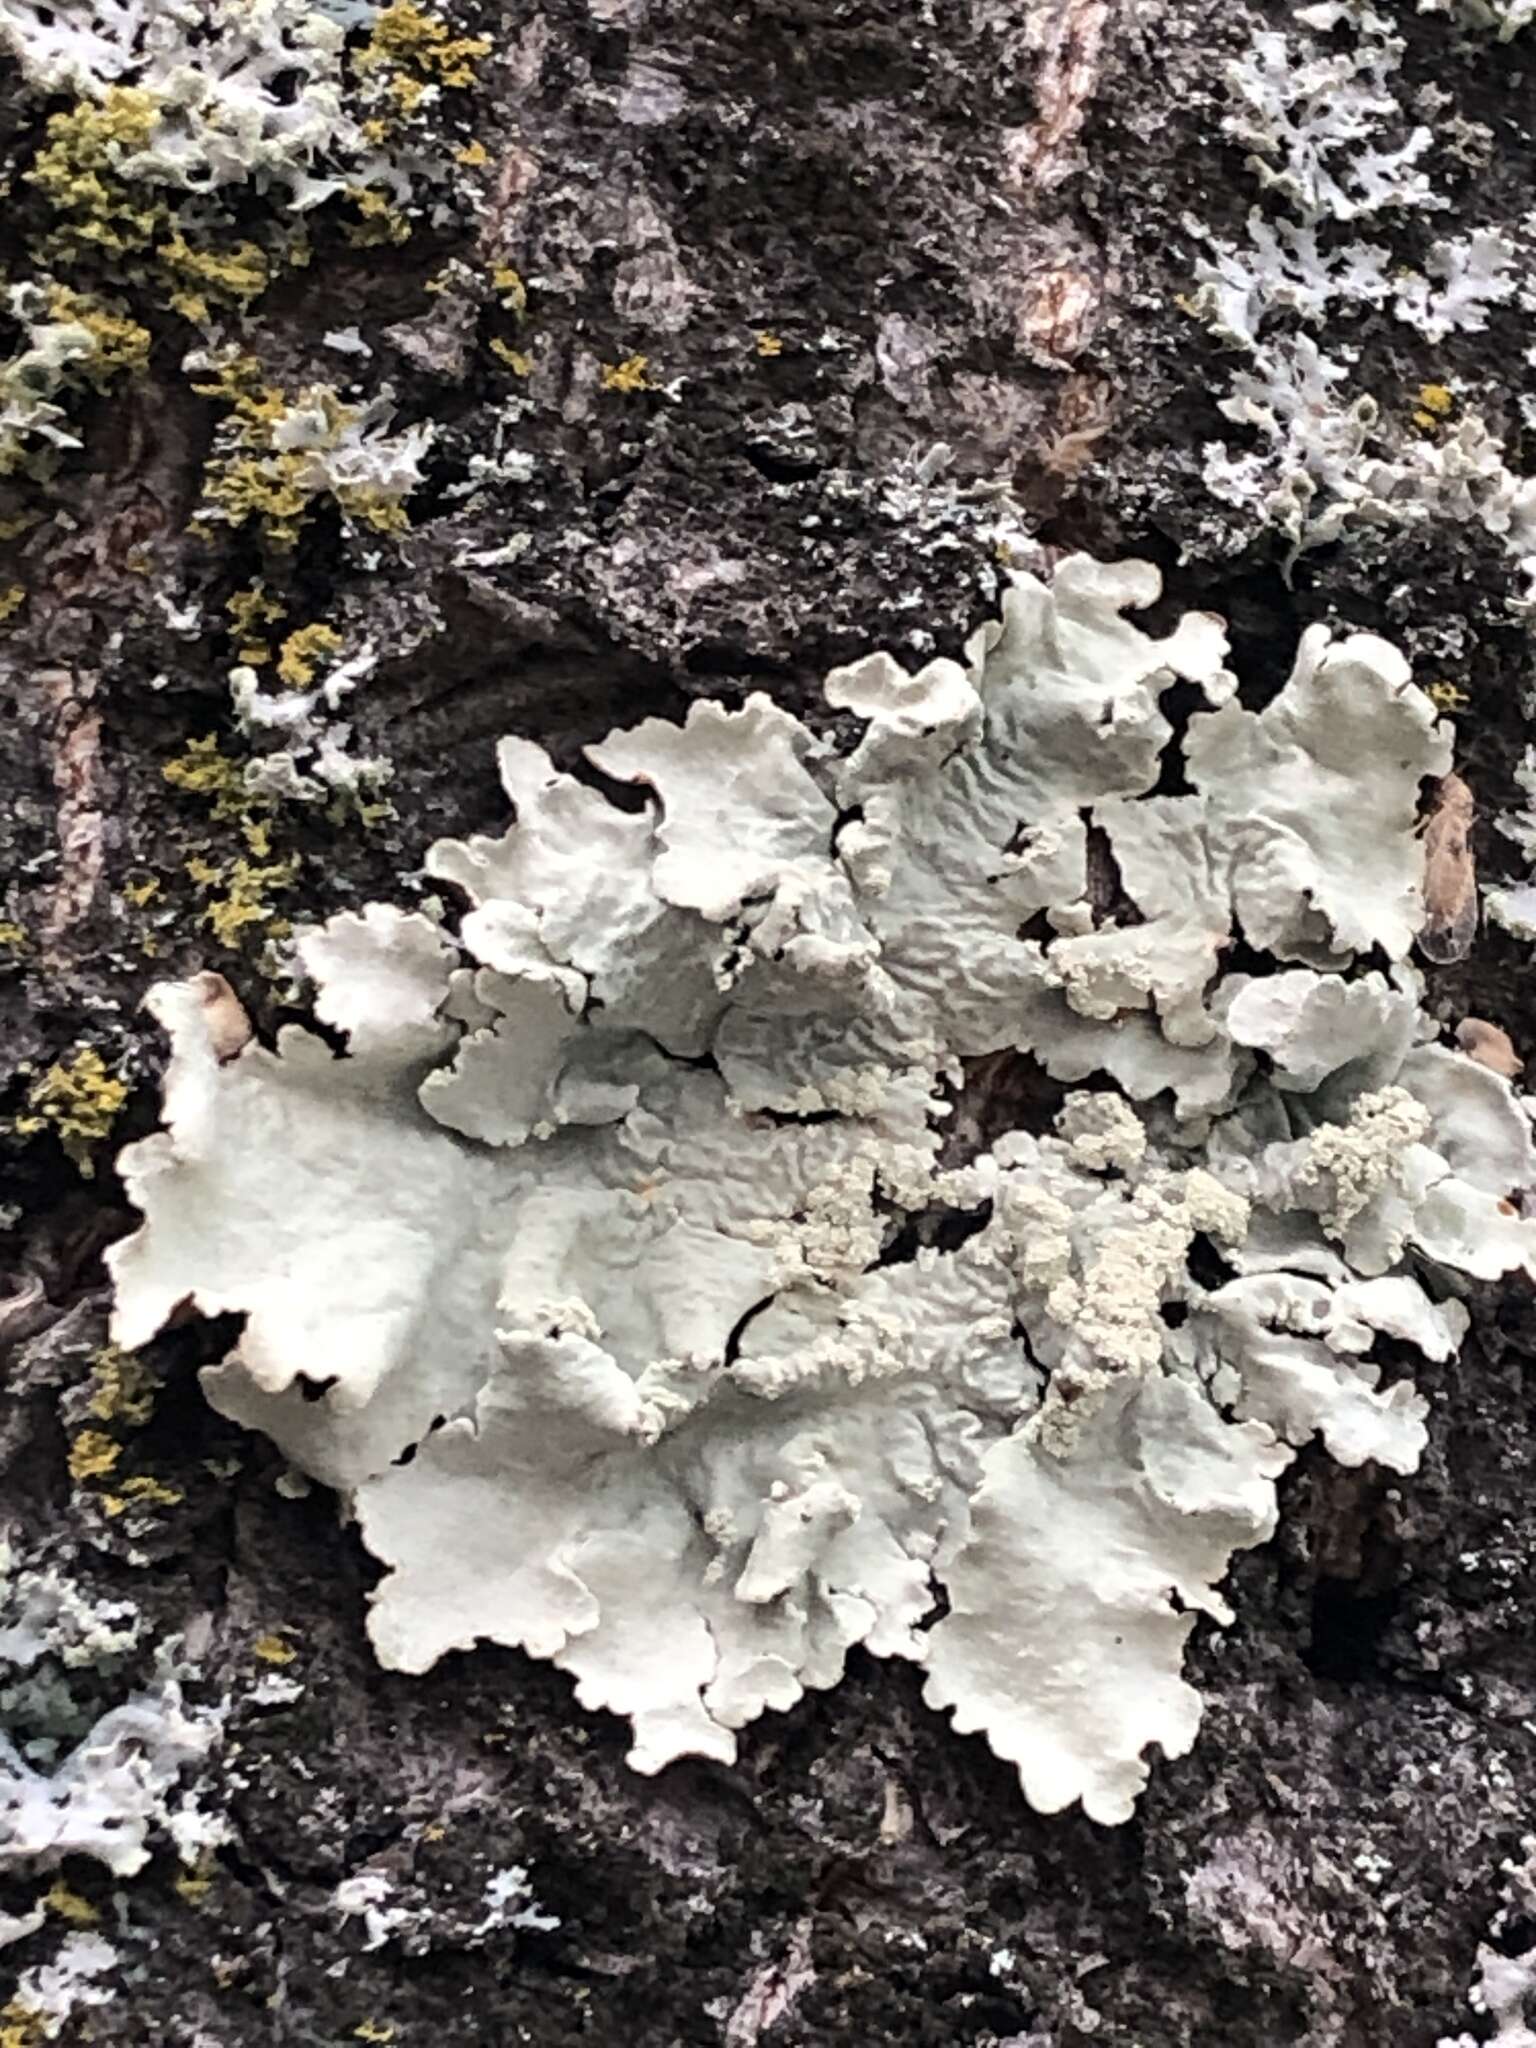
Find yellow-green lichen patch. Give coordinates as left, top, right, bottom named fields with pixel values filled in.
left=276, top=623, right=344, bottom=689
left=45, top=288, right=151, bottom=387
left=26, top=86, right=167, bottom=258
left=67, top=1428, right=123, bottom=1484
left=42, top=1879, right=100, bottom=1926
left=226, top=581, right=287, bottom=665
left=163, top=734, right=251, bottom=819
left=252, top=1632, right=299, bottom=1666
left=355, top=1, right=492, bottom=95
left=1411, top=381, right=1456, bottom=434
left=100, top=1474, right=185, bottom=1517
left=187, top=851, right=302, bottom=949
left=159, top=233, right=272, bottom=325
left=600, top=353, right=653, bottom=393
left=15, top=1047, right=129, bottom=1174
left=192, top=357, right=427, bottom=550
left=87, top=1345, right=157, bottom=1428
left=122, top=871, right=161, bottom=908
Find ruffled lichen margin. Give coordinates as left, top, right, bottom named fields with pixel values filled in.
left=105, top=555, right=1536, bottom=1826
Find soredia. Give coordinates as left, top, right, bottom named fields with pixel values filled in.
left=108, top=554, right=1536, bottom=1826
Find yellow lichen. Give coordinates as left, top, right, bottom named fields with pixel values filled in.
left=276, top=622, right=343, bottom=689
left=354, top=2024, right=396, bottom=2044
left=101, top=1474, right=185, bottom=1516
left=0, top=511, right=42, bottom=541
left=0, top=586, right=25, bottom=624
left=195, top=853, right=301, bottom=948
left=26, top=87, right=166, bottom=256
left=1427, top=678, right=1470, bottom=710
left=201, top=448, right=313, bottom=549
left=492, top=264, right=527, bottom=316
left=68, top=1429, right=122, bottom=1483
left=88, top=1344, right=157, bottom=1426
left=335, top=483, right=412, bottom=534
left=192, top=355, right=289, bottom=433
left=457, top=139, right=489, bottom=166
left=1412, top=381, right=1455, bottom=433
left=161, top=234, right=271, bottom=323
left=0, top=1999, right=45, bottom=2048
left=47, top=288, right=151, bottom=388
left=226, top=584, right=286, bottom=645
left=163, top=734, right=249, bottom=818
left=355, top=1, right=492, bottom=91
left=43, top=1880, right=100, bottom=1925
left=600, top=353, right=652, bottom=393
left=755, top=331, right=784, bottom=357
left=252, top=1633, right=298, bottom=1666
left=343, top=187, right=414, bottom=247
left=0, top=919, right=28, bottom=953
left=16, top=1048, right=128, bottom=1174
left=175, top=1853, right=217, bottom=1905
left=123, top=871, right=161, bottom=907
left=489, top=338, right=532, bottom=375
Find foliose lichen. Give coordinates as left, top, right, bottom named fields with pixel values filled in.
left=106, top=555, right=1536, bottom=1824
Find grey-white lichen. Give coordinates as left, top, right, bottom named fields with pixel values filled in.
left=1191, top=2, right=1536, bottom=585
left=107, top=555, right=1536, bottom=1826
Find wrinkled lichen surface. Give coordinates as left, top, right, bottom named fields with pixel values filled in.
left=6, top=1, right=1536, bottom=2044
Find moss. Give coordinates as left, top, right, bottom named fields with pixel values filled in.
left=68, top=1428, right=123, bottom=1483
left=276, top=622, right=344, bottom=688
left=601, top=353, right=653, bottom=393
left=15, top=1047, right=129, bottom=1174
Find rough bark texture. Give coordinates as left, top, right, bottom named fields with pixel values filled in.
left=2, top=1, right=1535, bottom=2043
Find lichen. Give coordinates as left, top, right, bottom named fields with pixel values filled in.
left=109, top=555, right=1534, bottom=1825
left=15, top=1049, right=128, bottom=1175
